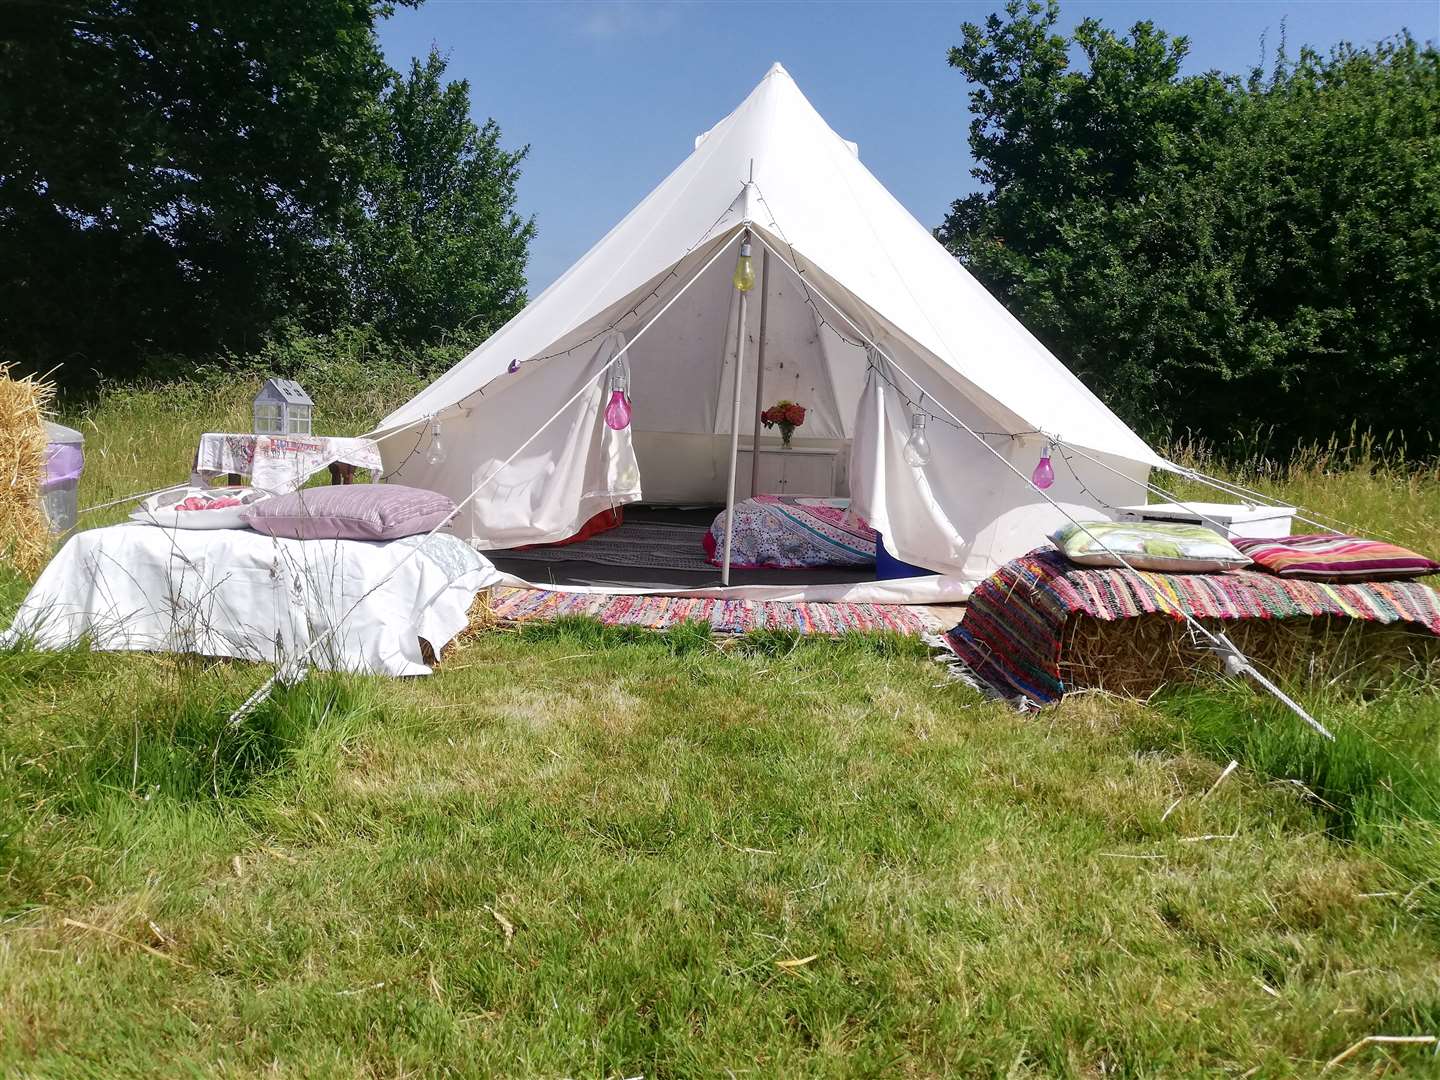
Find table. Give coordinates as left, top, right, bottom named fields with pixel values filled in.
left=736, top=446, right=842, bottom=499
left=192, top=433, right=384, bottom=494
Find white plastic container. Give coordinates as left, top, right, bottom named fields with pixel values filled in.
left=39, top=421, right=85, bottom=534
left=1118, top=501, right=1295, bottom=541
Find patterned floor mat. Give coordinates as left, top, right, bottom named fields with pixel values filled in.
left=486, top=586, right=942, bottom=636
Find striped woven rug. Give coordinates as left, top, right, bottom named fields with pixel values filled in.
left=945, top=548, right=1440, bottom=703
left=487, top=586, right=939, bottom=636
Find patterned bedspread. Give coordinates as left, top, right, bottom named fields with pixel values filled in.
left=704, top=495, right=877, bottom=569
left=945, top=548, right=1440, bottom=703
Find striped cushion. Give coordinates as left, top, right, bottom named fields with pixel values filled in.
left=1232, top=534, right=1440, bottom=582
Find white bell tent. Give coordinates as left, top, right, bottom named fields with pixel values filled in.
left=376, top=63, right=1166, bottom=597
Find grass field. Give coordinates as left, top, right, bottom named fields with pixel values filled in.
left=3, top=379, right=1440, bottom=1077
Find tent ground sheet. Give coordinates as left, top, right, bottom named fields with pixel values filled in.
left=943, top=548, right=1440, bottom=704
left=484, top=506, right=876, bottom=590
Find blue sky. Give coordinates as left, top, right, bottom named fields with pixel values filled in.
left=378, top=1, right=1438, bottom=294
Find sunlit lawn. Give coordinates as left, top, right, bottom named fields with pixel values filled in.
left=1, top=381, right=1438, bottom=1076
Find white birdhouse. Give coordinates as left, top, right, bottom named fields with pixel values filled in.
left=253, top=378, right=314, bottom=436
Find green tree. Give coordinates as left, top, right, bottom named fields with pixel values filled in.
left=940, top=1, right=1440, bottom=451
left=0, top=1, right=402, bottom=379
left=341, top=50, right=535, bottom=359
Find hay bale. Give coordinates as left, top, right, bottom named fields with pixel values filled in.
left=1059, top=613, right=1440, bottom=699
left=0, top=363, right=54, bottom=579
left=419, top=588, right=499, bottom=665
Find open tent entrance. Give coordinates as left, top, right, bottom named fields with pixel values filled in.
left=474, top=227, right=898, bottom=592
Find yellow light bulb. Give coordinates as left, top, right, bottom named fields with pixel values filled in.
left=732, top=239, right=756, bottom=293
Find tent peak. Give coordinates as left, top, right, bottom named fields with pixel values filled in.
left=765, top=61, right=789, bottom=77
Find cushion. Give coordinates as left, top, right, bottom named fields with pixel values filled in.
left=242, top=484, right=455, bottom=541
left=1049, top=520, right=1251, bottom=573
left=1232, top=534, right=1440, bottom=582
left=704, top=496, right=876, bottom=569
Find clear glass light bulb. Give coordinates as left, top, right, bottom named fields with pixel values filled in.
left=1031, top=444, right=1054, bottom=490
left=427, top=418, right=447, bottom=466
left=903, top=413, right=931, bottom=467
left=732, top=239, right=756, bottom=293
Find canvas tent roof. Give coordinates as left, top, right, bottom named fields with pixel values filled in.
left=378, top=63, right=1161, bottom=471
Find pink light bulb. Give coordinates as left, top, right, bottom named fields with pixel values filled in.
left=604, top=389, right=632, bottom=430
left=1031, top=446, right=1055, bottom=490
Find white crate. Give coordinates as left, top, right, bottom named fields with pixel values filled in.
left=1118, top=501, right=1295, bottom=540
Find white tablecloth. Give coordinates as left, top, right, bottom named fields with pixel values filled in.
left=2, top=525, right=498, bottom=676
left=193, top=433, right=384, bottom=494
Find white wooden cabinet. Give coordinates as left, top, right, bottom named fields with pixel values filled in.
left=736, top=447, right=840, bottom=499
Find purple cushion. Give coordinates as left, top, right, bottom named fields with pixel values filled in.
left=242, top=484, right=456, bottom=541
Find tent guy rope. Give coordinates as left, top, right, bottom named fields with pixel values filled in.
left=225, top=232, right=739, bottom=726
left=749, top=230, right=1334, bottom=740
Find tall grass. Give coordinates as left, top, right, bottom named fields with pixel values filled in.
left=1139, top=436, right=1440, bottom=930
left=58, top=357, right=424, bottom=533
left=1161, top=428, right=1440, bottom=554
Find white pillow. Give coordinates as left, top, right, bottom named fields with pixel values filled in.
left=1049, top=520, right=1251, bottom=573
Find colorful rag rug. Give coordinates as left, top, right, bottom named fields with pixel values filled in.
left=944, top=548, right=1440, bottom=703
left=487, top=586, right=936, bottom=636
left=704, top=495, right=877, bottom=569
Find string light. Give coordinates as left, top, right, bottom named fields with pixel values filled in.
left=603, top=366, right=632, bottom=430
left=382, top=422, right=427, bottom=481
left=747, top=182, right=1044, bottom=449
left=732, top=237, right=756, bottom=292
left=903, top=412, right=932, bottom=467
left=517, top=199, right=745, bottom=373
left=1031, top=442, right=1055, bottom=490
left=426, top=416, right=447, bottom=466
left=379, top=202, right=747, bottom=480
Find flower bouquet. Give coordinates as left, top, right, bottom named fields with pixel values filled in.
left=760, top=400, right=807, bottom=448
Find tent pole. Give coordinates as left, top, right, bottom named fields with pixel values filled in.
left=720, top=231, right=753, bottom=586
left=748, top=247, right=771, bottom=499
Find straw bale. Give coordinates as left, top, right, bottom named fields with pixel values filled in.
left=420, top=588, right=498, bottom=665
left=1059, top=613, right=1440, bottom=699
left=0, top=363, right=54, bottom=579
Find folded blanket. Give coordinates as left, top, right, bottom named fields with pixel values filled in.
left=705, top=495, right=877, bottom=569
